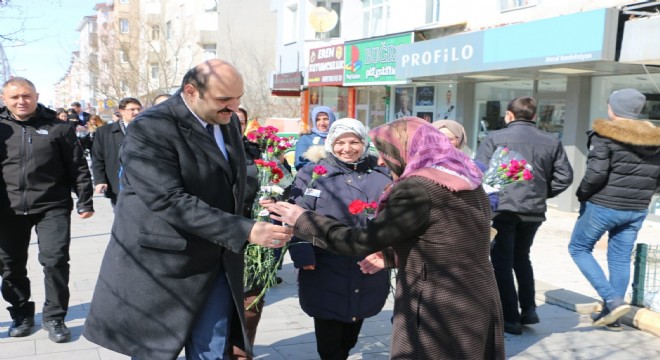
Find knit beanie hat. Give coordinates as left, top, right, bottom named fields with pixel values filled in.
left=608, top=88, right=646, bottom=119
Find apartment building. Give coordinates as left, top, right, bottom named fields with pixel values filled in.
left=54, top=0, right=281, bottom=119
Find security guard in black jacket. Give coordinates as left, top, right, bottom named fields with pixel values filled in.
left=0, top=77, right=94, bottom=343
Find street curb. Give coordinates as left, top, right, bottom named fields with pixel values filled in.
left=535, top=280, right=660, bottom=337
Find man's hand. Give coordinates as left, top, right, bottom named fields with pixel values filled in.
left=302, top=265, right=315, bottom=270
left=248, top=222, right=292, bottom=248
left=79, top=211, right=94, bottom=219
left=266, top=201, right=307, bottom=227
left=359, top=252, right=385, bottom=274
left=95, top=184, right=108, bottom=194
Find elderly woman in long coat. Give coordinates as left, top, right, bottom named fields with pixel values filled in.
left=269, top=117, right=505, bottom=359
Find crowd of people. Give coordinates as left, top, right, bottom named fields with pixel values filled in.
left=1, top=59, right=659, bottom=360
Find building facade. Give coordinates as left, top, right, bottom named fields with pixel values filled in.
left=271, top=0, right=660, bottom=215
left=54, top=0, right=285, bottom=120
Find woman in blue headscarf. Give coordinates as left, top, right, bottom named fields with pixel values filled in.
left=294, top=105, right=336, bottom=170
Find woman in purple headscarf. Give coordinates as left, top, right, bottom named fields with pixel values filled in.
left=269, top=117, right=504, bottom=359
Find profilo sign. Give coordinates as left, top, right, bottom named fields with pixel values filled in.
left=396, top=8, right=618, bottom=79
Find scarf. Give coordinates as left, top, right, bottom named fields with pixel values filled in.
left=432, top=119, right=467, bottom=149
left=324, top=118, right=370, bottom=161
left=369, top=117, right=483, bottom=210
left=310, top=105, right=336, bottom=138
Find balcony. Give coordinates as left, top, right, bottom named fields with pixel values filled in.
left=196, top=30, right=217, bottom=46
left=88, top=33, right=98, bottom=49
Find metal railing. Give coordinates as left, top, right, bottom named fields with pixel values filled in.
left=632, top=243, right=660, bottom=312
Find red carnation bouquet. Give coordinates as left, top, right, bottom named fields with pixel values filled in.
left=244, top=126, right=294, bottom=309
left=482, top=146, right=534, bottom=194
left=348, top=199, right=378, bottom=220
left=246, top=125, right=294, bottom=162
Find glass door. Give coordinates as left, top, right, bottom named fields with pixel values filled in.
left=356, top=87, right=387, bottom=130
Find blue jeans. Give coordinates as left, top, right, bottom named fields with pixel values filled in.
left=490, top=218, right=542, bottom=323
left=568, top=201, right=648, bottom=303
left=185, top=269, right=234, bottom=360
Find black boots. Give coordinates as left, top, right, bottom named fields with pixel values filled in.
left=42, top=319, right=71, bottom=343
left=8, top=316, right=35, bottom=337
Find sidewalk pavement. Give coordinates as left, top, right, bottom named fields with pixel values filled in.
left=1, top=197, right=660, bottom=359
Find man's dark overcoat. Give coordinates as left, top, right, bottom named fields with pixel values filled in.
left=83, top=94, right=255, bottom=359
left=91, top=121, right=124, bottom=203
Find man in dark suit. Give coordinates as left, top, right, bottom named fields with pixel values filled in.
left=83, top=59, right=292, bottom=359
left=91, top=97, right=142, bottom=206
left=70, top=101, right=91, bottom=126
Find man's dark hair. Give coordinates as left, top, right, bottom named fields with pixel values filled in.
left=71, top=101, right=82, bottom=107
left=2, top=77, right=36, bottom=93
left=118, top=97, right=142, bottom=110
left=507, top=96, right=537, bottom=121
left=181, top=66, right=209, bottom=99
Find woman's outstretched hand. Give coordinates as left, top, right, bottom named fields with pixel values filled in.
left=266, top=201, right=307, bottom=227
left=359, top=252, right=385, bottom=274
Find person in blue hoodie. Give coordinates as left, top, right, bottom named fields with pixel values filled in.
left=294, top=105, right=336, bottom=170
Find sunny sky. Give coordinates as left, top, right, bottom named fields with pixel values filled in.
left=1, top=0, right=100, bottom=107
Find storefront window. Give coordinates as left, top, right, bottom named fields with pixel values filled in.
left=536, top=78, right=567, bottom=141
left=311, top=86, right=348, bottom=120
left=591, top=73, right=660, bottom=127
left=474, top=80, right=533, bottom=144
left=355, top=87, right=387, bottom=130
left=368, top=87, right=387, bottom=129
left=390, top=84, right=456, bottom=123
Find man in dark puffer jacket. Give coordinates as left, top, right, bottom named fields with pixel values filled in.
left=569, top=88, right=660, bottom=330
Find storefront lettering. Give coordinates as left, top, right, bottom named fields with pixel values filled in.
left=321, top=75, right=343, bottom=82
left=309, top=60, right=344, bottom=72
left=400, top=45, right=474, bottom=67
left=365, top=66, right=396, bottom=79
left=545, top=53, right=593, bottom=63
left=317, top=47, right=335, bottom=59
left=365, top=43, right=397, bottom=65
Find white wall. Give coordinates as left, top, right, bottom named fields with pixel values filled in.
left=439, top=0, right=635, bottom=31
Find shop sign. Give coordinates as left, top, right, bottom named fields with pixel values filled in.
left=396, top=8, right=617, bottom=79
left=344, top=33, right=413, bottom=86
left=309, top=44, right=345, bottom=86
left=620, top=15, right=660, bottom=64
left=272, top=72, right=303, bottom=91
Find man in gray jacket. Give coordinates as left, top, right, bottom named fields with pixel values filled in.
left=569, top=88, right=660, bottom=330
left=476, top=96, right=573, bottom=335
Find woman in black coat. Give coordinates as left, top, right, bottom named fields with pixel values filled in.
left=288, top=118, right=391, bottom=360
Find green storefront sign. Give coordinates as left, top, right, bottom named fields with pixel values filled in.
left=344, top=33, right=413, bottom=86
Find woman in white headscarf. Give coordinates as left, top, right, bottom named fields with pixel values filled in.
left=287, top=118, right=392, bottom=360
